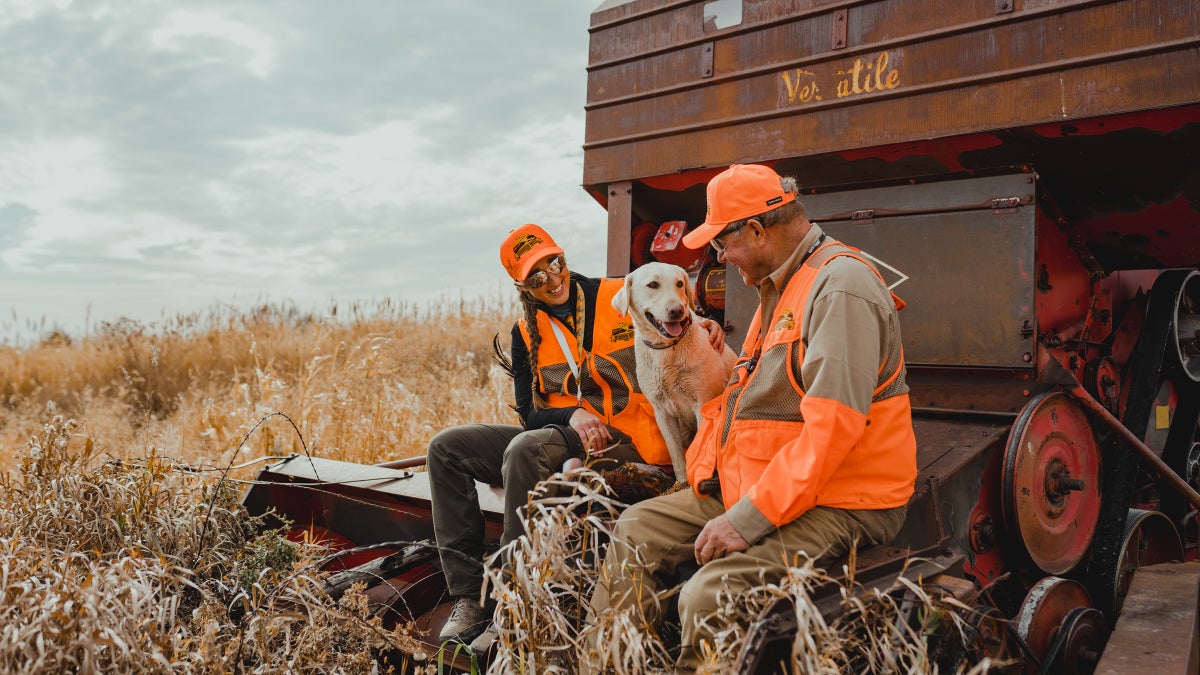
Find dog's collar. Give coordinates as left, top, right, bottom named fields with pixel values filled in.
left=642, top=336, right=682, bottom=350
left=642, top=314, right=692, bottom=349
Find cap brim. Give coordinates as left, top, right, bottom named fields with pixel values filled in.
left=516, top=246, right=564, bottom=281
left=681, top=222, right=725, bottom=249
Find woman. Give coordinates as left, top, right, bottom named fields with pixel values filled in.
left=428, top=223, right=719, bottom=644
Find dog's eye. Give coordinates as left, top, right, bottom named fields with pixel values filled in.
left=676, top=280, right=684, bottom=288
left=647, top=281, right=659, bottom=289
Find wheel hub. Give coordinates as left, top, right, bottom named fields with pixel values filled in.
left=1002, top=392, right=1103, bottom=575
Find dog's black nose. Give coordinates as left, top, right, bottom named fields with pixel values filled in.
left=667, top=305, right=686, bottom=321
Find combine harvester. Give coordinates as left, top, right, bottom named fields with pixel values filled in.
left=243, top=1, right=1200, bottom=671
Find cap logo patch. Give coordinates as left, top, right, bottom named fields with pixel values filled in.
left=766, top=196, right=783, bottom=206
left=513, top=234, right=542, bottom=260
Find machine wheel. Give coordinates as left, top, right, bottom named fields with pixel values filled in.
left=1083, top=357, right=1122, bottom=414
left=1171, top=270, right=1200, bottom=382
left=964, top=605, right=1014, bottom=666
left=1015, top=577, right=1093, bottom=666
left=1002, top=392, right=1103, bottom=575
left=1187, top=442, right=1200, bottom=489
left=1110, top=509, right=1184, bottom=614
left=1038, top=606, right=1108, bottom=675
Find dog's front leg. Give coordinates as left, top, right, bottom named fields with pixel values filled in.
left=654, top=407, right=691, bottom=484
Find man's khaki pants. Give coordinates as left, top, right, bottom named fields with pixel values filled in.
left=587, top=488, right=906, bottom=672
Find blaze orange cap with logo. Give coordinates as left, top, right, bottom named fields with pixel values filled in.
left=500, top=224, right=564, bottom=282
left=682, top=164, right=796, bottom=249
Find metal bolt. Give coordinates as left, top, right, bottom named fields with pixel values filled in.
left=1049, top=465, right=1085, bottom=497
left=1059, top=476, right=1085, bottom=493
left=971, top=517, right=995, bottom=553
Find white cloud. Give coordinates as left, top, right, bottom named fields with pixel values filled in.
left=147, top=7, right=282, bottom=79
left=0, top=136, right=118, bottom=207
left=0, top=0, right=73, bottom=29
left=0, top=136, right=122, bottom=267
left=233, top=110, right=453, bottom=212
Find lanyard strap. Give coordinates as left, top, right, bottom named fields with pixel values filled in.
left=548, top=281, right=587, bottom=405
left=550, top=320, right=580, bottom=380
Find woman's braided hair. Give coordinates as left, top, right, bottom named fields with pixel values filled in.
left=516, top=256, right=569, bottom=410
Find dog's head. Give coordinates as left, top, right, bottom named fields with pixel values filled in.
left=612, top=262, right=696, bottom=341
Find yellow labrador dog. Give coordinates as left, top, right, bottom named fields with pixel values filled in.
left=612, top=262, right=737, bottom=482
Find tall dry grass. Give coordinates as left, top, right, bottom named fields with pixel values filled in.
left=481, top=470, right=1002, bottom=675
left=0, top=416, right=425, bottom=673
left=1, top=293, right=520, bottom=471
left=0, top=294, right=520, bottom=673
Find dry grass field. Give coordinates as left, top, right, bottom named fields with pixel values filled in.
left=0, top=295, right=518, bottom=673
left=0, top=296, right=990, bottom=674
left=1, top=294, right=519, bottom=470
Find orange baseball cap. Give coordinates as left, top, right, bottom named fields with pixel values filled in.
left=682, top=164, right=796, bottom=249
left=500, top=224, right=564, bottom=282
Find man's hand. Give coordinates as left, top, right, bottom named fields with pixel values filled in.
left=569, top=408, right=613, bottom=456
left=700, top=318, right=726, bottom=354
left=694, top=514, right=749, bottom=565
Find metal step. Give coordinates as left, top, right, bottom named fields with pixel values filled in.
left=1095, top=560, right=1200, bottom=675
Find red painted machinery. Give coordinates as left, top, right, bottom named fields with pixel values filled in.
left=243, top=1, right=1200, bottom=671
left=581, top=0, right=1200, bottom=671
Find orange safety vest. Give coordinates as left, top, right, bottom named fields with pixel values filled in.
left=519, top=279, right=671, bottom=466
left=686, top=241, right=917, bottom=525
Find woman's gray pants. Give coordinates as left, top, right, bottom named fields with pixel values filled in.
left=426, top=423, right=640, bottom=598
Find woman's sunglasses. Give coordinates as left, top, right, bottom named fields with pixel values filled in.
left=517, top=256, right=564, bottom=289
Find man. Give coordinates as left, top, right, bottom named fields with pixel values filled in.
left=587, top=164, right=918, bottom=670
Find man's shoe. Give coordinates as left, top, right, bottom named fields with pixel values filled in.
left=439, top=597, right=488, bottom=643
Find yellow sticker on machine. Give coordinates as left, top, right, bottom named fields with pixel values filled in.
left=1156, top=405, right=1170, bottom=429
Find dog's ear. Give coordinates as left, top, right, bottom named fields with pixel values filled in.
left=612, top=275, right=632, bottom=317
left=683, top=270, right=697, bottom=310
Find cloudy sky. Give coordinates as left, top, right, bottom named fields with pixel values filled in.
left=0, top=0, right=614, bottom=341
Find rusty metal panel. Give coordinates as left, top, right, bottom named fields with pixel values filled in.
left=892, top=417, right=1009, bottom=551
left=905, top=369, right=1035, bottom=415
left=1095, top=561, right=1200, bottom=675
left=716, top=174, right=1043, bottom=368
left=831, top=8, right=847, bottom=50
left=242, top=456, right=507, bottom=544
left=728, top=174, right=1038, bottom=368
left=823, top=216, right=1034, bottom=369
left=723, top=174, right=1038, bottom=369
left=804, top=172, right=1037, bottom=218
left=584, top=0, right=1200, bottom=186
left=606, top=181, right=634, bottom=277
left=589, top=0, right=847, bottom=69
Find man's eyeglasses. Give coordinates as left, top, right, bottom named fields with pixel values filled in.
left=709, top=222, right=748, bottom=253
left=518, top=256, right=564, bottom=289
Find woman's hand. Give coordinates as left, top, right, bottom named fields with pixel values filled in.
left=569, top=408, right=613, bottom=456
left=700, top=318, right=726, bottom=353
